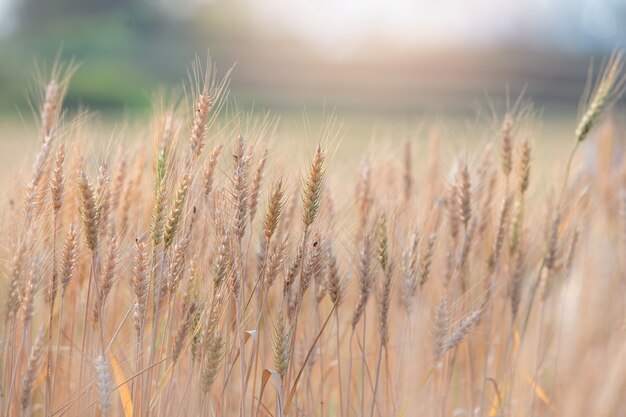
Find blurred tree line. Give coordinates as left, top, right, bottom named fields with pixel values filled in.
left=2, top=0, right=598, bottom=118
left=19, top=0, right=134, bottom=26
left=0, top=0, right=223, bottom=114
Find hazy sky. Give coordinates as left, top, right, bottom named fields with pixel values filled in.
left=244, top=0, right=625, bottom=56
left=1, top=0, right=624, bottom=55
left=0, top=0, right=15, bottom=35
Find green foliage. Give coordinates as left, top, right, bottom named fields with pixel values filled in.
left=0, top=5, right=198, bottom=113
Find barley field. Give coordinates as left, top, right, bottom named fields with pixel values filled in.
left=0, top=51, right=625, bottom=417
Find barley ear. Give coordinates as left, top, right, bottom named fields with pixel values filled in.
left=501, top=114, right=513, bottom=177
left=443, top=308, right=484, bottom=355
left=433, top=292, right=449, bottom=362
left=458, top=163, right=472, bottom=229
left=264, top=179, right=284, bottom=240
left=132, top=235, right=150, bottom=337
left=419, top=233, right=436, bottom=288
left=204, top=144, right=223, bottom=199
left=302, top=144, right=325, bottom=227
left=325, top=242, right=345, bottom=306
left=20, top=329, right=45, bottom=414
left=164, top=172, right=191, bottom=249
left=201, top=331, right=225, bottom=394
left=352, top=233, right=372, bottom=330
left=173, top=301, right=199, bottom=362
left=231, top=134, right=249, bottom=239
left=519, top=139, right=531, bottom=194
left=95, top=354, right=112, bottom=417
left=576, top=52, right=625, bottom=143
left=249, top=148, right=268, bottom=223
left=151, top=147, right=167, bottom=247
left=189, top=85, right=213, bottom=162
left=50, top=144, right=65, bottom=214
left=273, top=311, right=290, bottom=380
left=60, top=223, right=79, bottom=290
left=78, top=169, right=98, bottom=252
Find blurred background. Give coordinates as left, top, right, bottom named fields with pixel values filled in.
left=0, top=0, right=625, bottom=128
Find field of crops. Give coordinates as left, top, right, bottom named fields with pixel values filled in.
left=1, top=54, right=625, bottom=417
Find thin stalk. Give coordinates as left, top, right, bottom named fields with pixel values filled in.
left=3, top=318, right=17, bottom=412
left=249, top=236, right=271, bottom=416
left=146, top=249, right=167, bottom=414
left=235, top=293, right=247, bottom=417
left=335, top=308, right=345, bottom=417
left=557, top=143, right=579, bottom=211
left=361, top=310, right=367, bottom=417
left=175, top=357, right=195, bottom=417
left=286, top=228, right=311, bottom=381
left=50, top=292, right=66, bottom=413
left=76, top=251, right=98, bottom=412
left=346, top=329, right=355, bottom=417
left=45, top=214, right=59, bottom=417
left=369, top=340, right=384, bottom=417
left=530, top=300, right=548, bottom=417
left=4, top=327, right=27, bottom=417
left=133, top=330, right=144, bottom=417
